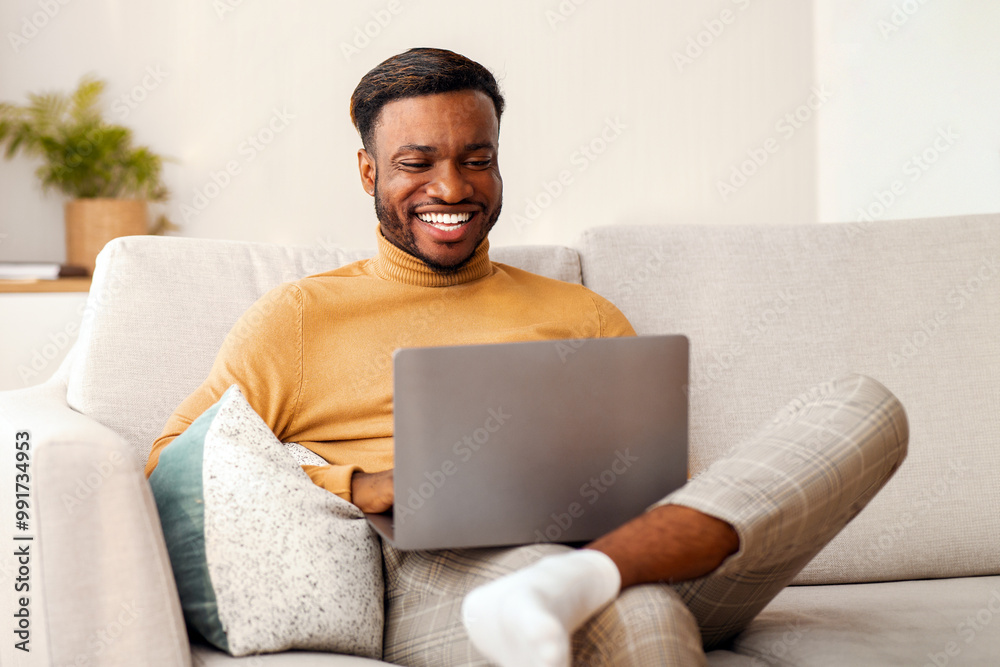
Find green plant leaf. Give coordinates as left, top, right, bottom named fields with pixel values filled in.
left=0, top=75, right=175, bottom=215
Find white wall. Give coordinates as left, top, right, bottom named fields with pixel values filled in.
left=816, top=0, right=1000, bottom=223
left=0, top=0, right=816, bottom=263
left=0, top=293, right=84, bottom=390
left=0, top=1, right=996, bottom=265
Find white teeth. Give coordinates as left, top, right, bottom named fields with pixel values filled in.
left=417, top=212, right=472, bottom=227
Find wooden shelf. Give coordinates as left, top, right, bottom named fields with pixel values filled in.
left=0, top=277, right=92, bottom=293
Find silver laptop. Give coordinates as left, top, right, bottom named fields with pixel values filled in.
left=365, top=335, right=689, bottom=550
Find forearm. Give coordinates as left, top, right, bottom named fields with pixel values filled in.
left=586, top=504, right=739, bottom=589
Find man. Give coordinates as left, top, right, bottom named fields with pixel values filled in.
left=148, top=48, right=908, bottom=666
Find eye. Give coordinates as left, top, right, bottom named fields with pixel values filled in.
left=399, top=161, right=431, bottom=170
left=465, top=158, right=493, bottom=168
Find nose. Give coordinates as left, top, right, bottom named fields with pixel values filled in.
left=425, top=162, right=474, bottom=203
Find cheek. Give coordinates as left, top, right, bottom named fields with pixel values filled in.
left=381, top=179, right=421, bottom=210
left=489, top=172, right=503, bottom=199
left=476, top=170, right=502, bottom=196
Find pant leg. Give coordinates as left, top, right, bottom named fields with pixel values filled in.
left=383, top=373, right=908, bottom=664
left=571, top=584, right=706, bottom=666
left=658, top=373, right=909, bottom=648
left=381, top=541, right=569, bottom=666
left=382, top=540, right=707, bottom=666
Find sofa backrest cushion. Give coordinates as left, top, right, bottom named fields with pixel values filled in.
left=578, top=214, right=1000, bottom=584
left=66, top=235, right=583, bottom=469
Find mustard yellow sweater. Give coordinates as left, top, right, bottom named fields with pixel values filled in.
left=146, top=228, right=636, bottom=501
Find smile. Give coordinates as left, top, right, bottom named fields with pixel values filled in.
left=417, top=211, right=472, bottom=230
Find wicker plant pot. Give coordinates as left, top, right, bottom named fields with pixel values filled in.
left=65, top=198, right=148, bottom=274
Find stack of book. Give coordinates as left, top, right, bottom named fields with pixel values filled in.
left=0, top=262, right=88, bottom=280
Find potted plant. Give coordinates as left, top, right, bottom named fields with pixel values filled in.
left=0, top=75, right=176, bottom=274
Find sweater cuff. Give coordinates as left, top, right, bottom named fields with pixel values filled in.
left=302, top=464, right=363, bottom=504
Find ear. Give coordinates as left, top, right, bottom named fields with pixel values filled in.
left=358, top=149, right=376, bottom=197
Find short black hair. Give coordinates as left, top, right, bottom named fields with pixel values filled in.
left=350, top=47, right=505, bottom=153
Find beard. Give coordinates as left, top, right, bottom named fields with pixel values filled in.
left=374, top=176, right=502, bottom=273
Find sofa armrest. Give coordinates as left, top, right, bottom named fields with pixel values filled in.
left=0, top=378, right=191, bottom=667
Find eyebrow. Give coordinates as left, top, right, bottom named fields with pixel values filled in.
left=395, top=144, right=436, bottom=154
left=463, top=142, right=496, bottom=152
left=392, top=141, right=497, bottom=157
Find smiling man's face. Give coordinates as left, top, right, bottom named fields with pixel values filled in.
left=357, top=89, right=503, bottom=271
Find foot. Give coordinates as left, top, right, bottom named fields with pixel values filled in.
left=461, top=549, right=621, bottom=667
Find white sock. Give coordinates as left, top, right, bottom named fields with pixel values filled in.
left=461, top=549, right=622, bottom=667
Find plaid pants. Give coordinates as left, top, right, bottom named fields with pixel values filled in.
left=381, top=374, right=909, bottom=666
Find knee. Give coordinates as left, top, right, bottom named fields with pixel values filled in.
left=785, top=373, right=909, bottom=466
left=574, top=585, right=705, bottom=666
left=833, top=373, right=909, bottom=471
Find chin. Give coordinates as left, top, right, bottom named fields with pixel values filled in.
left=420, top=245, right=478, bottom=273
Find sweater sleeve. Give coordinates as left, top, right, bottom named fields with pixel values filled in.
left=590, top=291, right=637, bottom=338
left=147, top=283, right=368, bottom=503
left=303, top=464, right=363, bottom=502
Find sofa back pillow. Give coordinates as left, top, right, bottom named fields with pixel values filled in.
left=66, top=235, right=582, bottom=466
left=578, top=214, right=1000, bottom=584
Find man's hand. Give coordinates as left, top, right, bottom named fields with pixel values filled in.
left=351, top=469, right=394, bottom=513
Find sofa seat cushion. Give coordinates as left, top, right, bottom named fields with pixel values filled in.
left=188, top=577, right=1000, bottom=666
left=718, top=575, right=1000, bottom=666
left=191, top=640, right=392, bottom=666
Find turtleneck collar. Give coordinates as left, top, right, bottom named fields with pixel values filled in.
left=370, top=226, right=493, bottom=287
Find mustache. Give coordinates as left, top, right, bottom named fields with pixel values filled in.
left=409, top=199, right=486, bottom=212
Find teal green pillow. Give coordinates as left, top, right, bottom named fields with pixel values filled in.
left=149, top=385, right=383, bottom=658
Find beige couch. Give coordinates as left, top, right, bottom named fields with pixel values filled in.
left=1, top=213, right=998, bottom=666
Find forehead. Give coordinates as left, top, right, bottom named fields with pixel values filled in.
left=373, top=90, right=499, bottom=153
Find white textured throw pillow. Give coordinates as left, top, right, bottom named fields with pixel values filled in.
left=150, top=385, right=384, bottom=658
